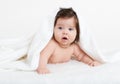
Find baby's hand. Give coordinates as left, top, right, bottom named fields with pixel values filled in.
left=89, top=61, right=101, bottom=66
left=36, top=67, right=50, bottom=74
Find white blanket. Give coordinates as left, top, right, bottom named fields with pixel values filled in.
left=0, top=7, right=120, bottom=71
left=0, top=60, right=120, bottom=84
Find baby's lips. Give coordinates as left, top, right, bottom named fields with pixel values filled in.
left=62, top=37, right=68, bottom=40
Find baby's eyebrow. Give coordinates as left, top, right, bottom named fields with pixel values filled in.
left=68, top=26, right=75, bottom=28
left=56, top=23, right=63, bottom=26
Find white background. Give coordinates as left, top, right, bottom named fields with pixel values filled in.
left=0, top=0, right=120, bottom=53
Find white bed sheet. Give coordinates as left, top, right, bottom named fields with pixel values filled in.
left=0, top=60, right=120, bottom=84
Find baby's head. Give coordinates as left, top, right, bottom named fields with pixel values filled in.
left=53, top=8, right=80, bottom=47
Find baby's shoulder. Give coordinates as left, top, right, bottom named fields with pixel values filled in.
left=48, top=39, right=58, bottom=47
left=72, top=43, right=81, bottom=51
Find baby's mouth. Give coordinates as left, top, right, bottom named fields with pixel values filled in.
left=62, top=37, right=68, bottom=40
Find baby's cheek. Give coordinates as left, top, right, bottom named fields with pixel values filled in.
left=70, top=37, right=76, bottom=43
left=72, top=34, right=76, bottom=40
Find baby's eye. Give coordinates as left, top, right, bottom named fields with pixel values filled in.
left=68, top=28, right=74, bottom=31
left=58, top=27, right=63, bottom=30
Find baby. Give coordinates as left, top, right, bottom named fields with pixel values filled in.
left=37, top=8, right=101, bottom=74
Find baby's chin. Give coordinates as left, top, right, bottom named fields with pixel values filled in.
left=59, top=43, right=73, bottom=48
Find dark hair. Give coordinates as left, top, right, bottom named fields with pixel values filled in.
left=54, top=8, right=80, bottom=42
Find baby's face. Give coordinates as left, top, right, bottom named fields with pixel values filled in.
left=54, top=17, right=77, bottom=47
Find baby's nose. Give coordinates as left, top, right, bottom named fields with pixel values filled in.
left=63, top=30, right=68, bottom=35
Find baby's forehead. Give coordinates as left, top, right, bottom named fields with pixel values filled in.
left=56, top=17, right=76, bottom=25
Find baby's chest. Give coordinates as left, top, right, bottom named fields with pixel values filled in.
left=52, top=48, right=74, bottom=60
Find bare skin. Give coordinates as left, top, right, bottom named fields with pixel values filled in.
left=36, top=17, right=101, bottom=74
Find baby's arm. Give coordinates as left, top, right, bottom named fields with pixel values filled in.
left=80, top=54, right=101, bottom=66
left=73, top=44, right=101, bottom=66
left=36, top=40, right=55, bottom=74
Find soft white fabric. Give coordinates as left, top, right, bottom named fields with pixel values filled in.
left=0, top=7, right=120, bottom=71
left=0, top=37, right=32, bottom=70
left=0, top=38, right=29, bottom=64
left=27, top=10, right=55, bottom=69
left=0, top=60, right=120, bottom=84
left=0, top=0, right=120, bottom=83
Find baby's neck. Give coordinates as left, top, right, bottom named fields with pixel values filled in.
left=59, top=44, right=71, bottom=48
